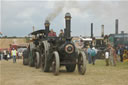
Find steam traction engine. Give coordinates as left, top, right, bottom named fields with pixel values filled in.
left=23, top=13, right=87, bottom=75
left=23, top=29, right=46, bottom=68
left=41, top=13, right=87, bottom=75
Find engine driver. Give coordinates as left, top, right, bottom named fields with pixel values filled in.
left=48, top=29, right=56, bottom=37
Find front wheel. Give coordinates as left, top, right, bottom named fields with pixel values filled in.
left=28, top=49, right=35, bottom=67
left=78, top=51, right=86, bottom=75
left=52, top=51, right=60, bottom=76
left=23, top=58, right=29, bottom=65
left=23, top=50, right=29, bottom=65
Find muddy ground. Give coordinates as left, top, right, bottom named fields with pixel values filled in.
left=0, top=59, right=128, bottom=85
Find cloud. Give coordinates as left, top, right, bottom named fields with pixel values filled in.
left=1, top=0, right=128, bottom=37
left=1, top=1, right=50, bottom=36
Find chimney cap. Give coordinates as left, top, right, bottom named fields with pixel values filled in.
left=121, top=31, right=124, bottom=34
left=65, top=12, right=71, bottom=17
left=45, top=20, right=50, bottom=24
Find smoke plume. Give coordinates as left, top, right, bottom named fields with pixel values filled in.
left=45, top=0, right=79, bottom=21
left=45, top=1, right=65, bottom=21
left=45, top=0, right=128, bottom=32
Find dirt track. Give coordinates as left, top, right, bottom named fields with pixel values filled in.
left=0, top=59, right=128, bottom=85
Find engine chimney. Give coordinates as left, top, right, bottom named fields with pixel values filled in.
left=65, top=12, right=71, bottom=38
left=91, top=23, right=93, bottom=38
left=121, top=31, right=124, bottom=34
left=32, top=26, right=35, bottom=32
left=101, top=25, right=104, bottom=37
left=44, top=20, right=50, bottom=37
left=115, top=19, right=119, bottom=34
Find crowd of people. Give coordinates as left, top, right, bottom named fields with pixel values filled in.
left=105, top=45, right=128, bottom=66
left=0, top=48, right=17, bottom=63
left=85, top=45, right=128, bottom=66
left=84, top=44, right=128, bottom=66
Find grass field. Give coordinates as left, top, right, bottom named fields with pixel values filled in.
left=0, top=59, right=128, bottom=85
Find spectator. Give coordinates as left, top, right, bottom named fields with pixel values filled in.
left=7, top=53, right=10, bottom=59
left=123, top=49, right=128, bottom=60
left=48, top=29, right=56, bottom=37
left=87, top=46, right=92, bottom=64
left=11, top=48, right=17, bottom=63
left=105, top=50, right=109, bottom=66
left=0, top=52, right=3, bottom=60
left=113, top=47, right=117, bottom=63
left=91, top=47, right=96, bottom=65
left=93, top=47, right=98, bottom=54
left=18, top=51, right=22, bottom=59
left=117, top=47, right=121, bottom=62
left=109, top=45, right=116, bottom=66
left=3, top=50, right=8, bottom=61
left=0, top=51, right=1, bottom=60
left=125, top=45, right=128, bottom=50
left=120, top=46, right=124, bottom=62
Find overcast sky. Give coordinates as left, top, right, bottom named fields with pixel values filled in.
left=1, top=0, right=128, bottom=37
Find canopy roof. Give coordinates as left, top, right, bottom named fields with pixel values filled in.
left=30, top=29, right=45, bottom=35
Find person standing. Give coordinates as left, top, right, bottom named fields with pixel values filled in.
left=91, top=47, right=96, bottom=65
left=11, top=48, right=17, bottom=63
left=117, top=47, right=121, bottom=62
left=109, top=46, right=116, bottom=66
left=18, top=51, right=22, bottom=59
left=0, top=51, right=3, bottom=60
left=3, top=50, right=8, bottom=61
left=120, top=46, right=124, bottom=62
left=0, top=51, right=1, bottom=60
left=105, top=50, right=109, bottom=66
left=87, top=46, right=92, bottom=64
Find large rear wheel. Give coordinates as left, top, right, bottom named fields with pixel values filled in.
left=35, top=52, right=40, bottom=68
left=78, top=51, right=86, bottom=75
left=41, top=53, right=50, bottom=72
left=52, top=51, right=60, bottom=76
left=41, top=41, right=50, bottom=72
